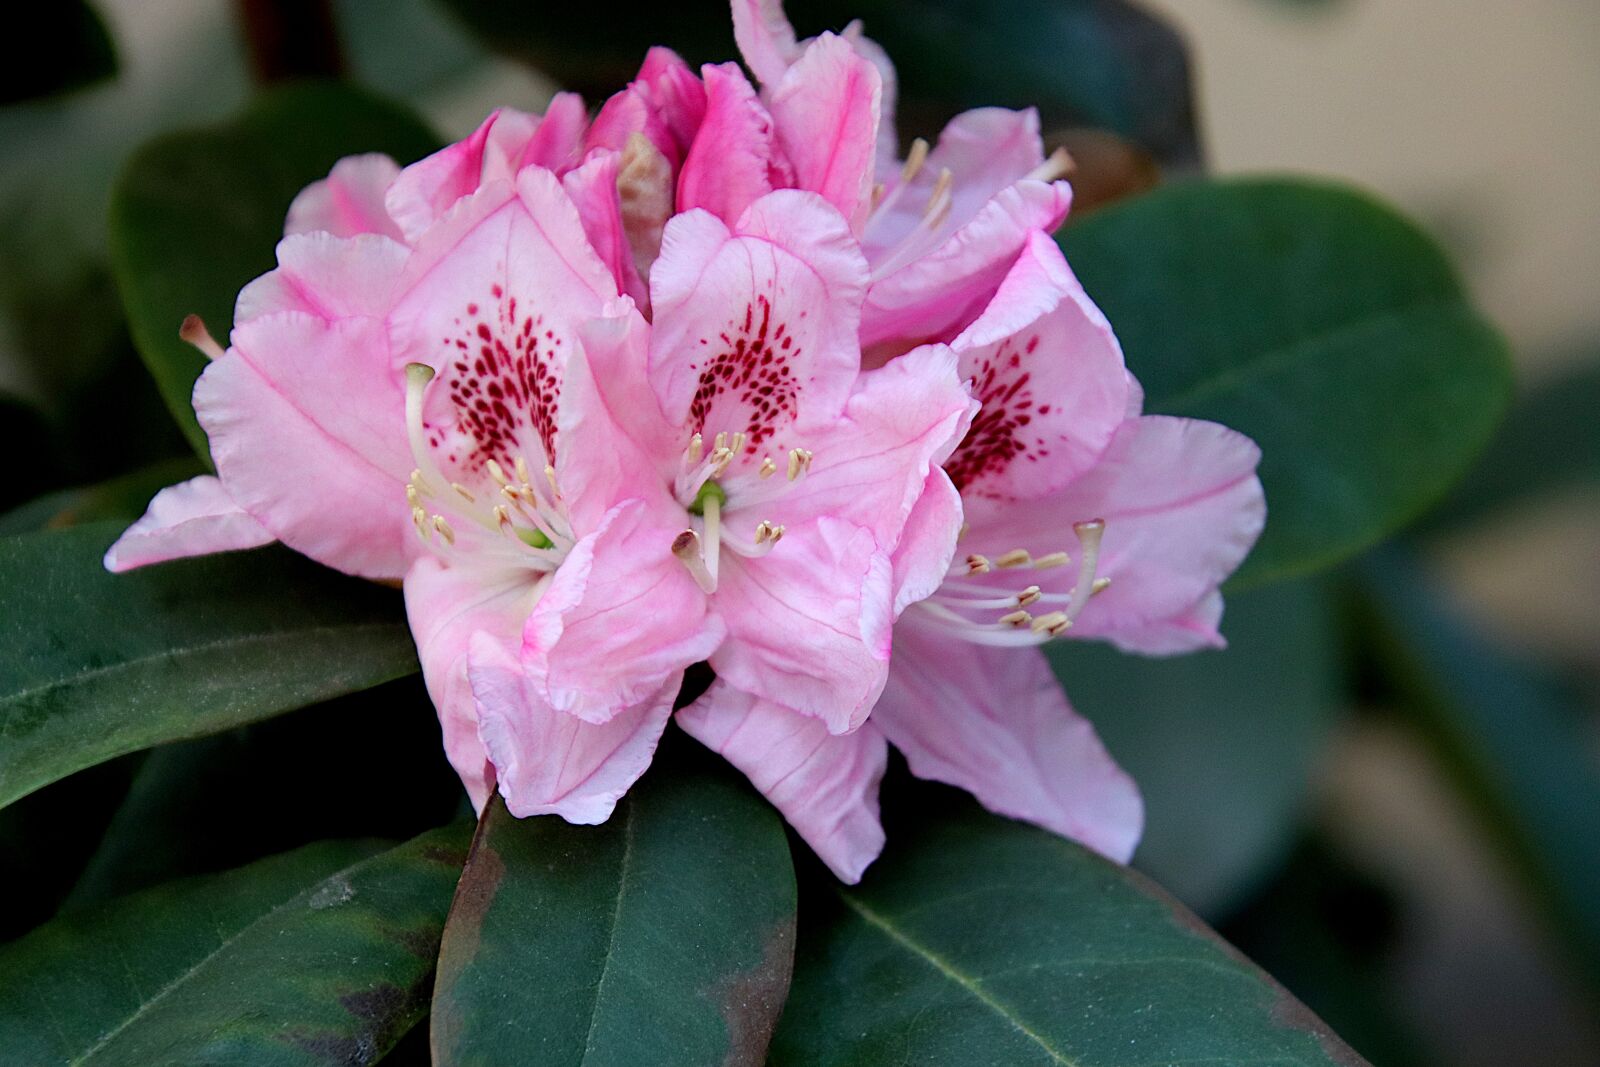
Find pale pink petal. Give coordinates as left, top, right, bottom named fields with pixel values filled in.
left=888, top=468, right=963, bottom=615
left=875, top=619, right=1144, bottom=862
left=649, top=190, right=867, bottom=441
left=284, top=153, right=403, bottom=240
left=861, top=179, right=1072, bottom=353
left=103, top=475, right=274, bottom=573
left=236, top=231, right=409, bottom=325
left=680, top=679, right=887, bottom=883
left=753, top=342, right=972, bottom=556
left=675, top=63, right=783, bottom=224
left=386, top=108, right=537, bottom=243
left=944, top=231, right=1128, bottom=500
left=195, top=312, right=411, bottom=579
left=524, top=500, right=724, bottom=724
left=862, top=109, right=1046, bottom=260
left=469, top=631, right=674, bottom=823
left=562, top=150, right=649, bottom=307
left=387, top=170, right=619, bottom=493
left=731, top=0, right=802, bottom=87
left=405, top=556, right=541, bottom=810
left=769, top=33, right=881, bottom=232
left=1108, top=589, right=1227, bottom=656
left=840, top=23, right=899, bottom=174
left=963, top=415, right=1266, bottom=642
left=709, top=517, right=893, bottom=735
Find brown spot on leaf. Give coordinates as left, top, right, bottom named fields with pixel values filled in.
left=711, top=915, right=797, bottom=1066
left=430, top=805, right=508, bottom=1058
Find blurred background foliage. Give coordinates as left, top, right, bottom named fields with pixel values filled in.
left=0, top=2, right=1595, bottom=1064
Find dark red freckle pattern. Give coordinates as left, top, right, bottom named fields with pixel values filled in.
left=945, top=335, right=1053, bottom=494
left=436, top=290, right=561, bottom=473
left=686, top=294, right=799, bottom=447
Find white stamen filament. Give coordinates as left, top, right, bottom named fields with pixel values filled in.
left=1025, top=146, right=1076, bottom=184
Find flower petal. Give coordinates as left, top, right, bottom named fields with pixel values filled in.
left=769, top=32, right=881, bottom=232
left=676, top=62, right=782, bottom=225
left=1108, top=589, right=1227, bottom=656
left=404, top=554, right=542, bottom=809
left=235, top=231, right=410, bottom=325
left=754, top=342, right=972, bottom=557
left=862, top=108, right=1047, bottom=261
left=562, top=149, right=649, bottom=307
left=943, top=231, right=1128, bottom=499
left=587, top=48, right=706, bottom=171
left=525, top=500, right=724, bottom=724
left=861, top=179, right=1071, bottom=353
left=387, top=170, right=620, bottom=490
left=731, top=0, right=802, bottom=88
left=710, top=517, right=893, bottom=735
left=103, top=475, right=274, bottom=573
left=469, top=630, right=674, bottom=823
left=889, top=467, right=963, bottom=616
left=963, top=415, right=1266, bottom=642
left=649, top=190, right=868, bottom=445
left=285, top=153, right=403, bottom=240
left=875, top=619, right=1143, bottom=862
left=680, top=679, right=887, bottom=883
left=196, top=311, right=412, bottom=579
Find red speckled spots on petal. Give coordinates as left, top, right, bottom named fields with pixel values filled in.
left=432, top=289, right=563, bottom=475
left=944, top=333, right=1053, bottom=496
left=686, top=294, right=801, bottom=447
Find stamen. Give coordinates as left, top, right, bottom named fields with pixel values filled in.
left=1017, top=586, right=1042, bottom=607
left=451, top=482, right=475, bottom=503
left=701, top=488, right=722, bottom=586
left=995, top=549, right=1032, bottom=568
left=544, top=465, right=559, bottom=497
left=1025, top=146, right=1076, bottom=184
left=672, top=529, right=717, bottom=594
left=730, top=431, right=747, bottom=456
left=180, top=315, right=226, bottom=361
left=1092, top=577, right=1112, bottom=595
left=1031, top=611, right=1071, bottom=636
left=786, top=448, right=813, bottom=481
left=999, top=610, right=1032, bottom=628
left=966, top=554, right=991, bottom=575
left=758, top=456, right=777, bottom=479
left=687, top=433, right=704, bottom=464
left=514, top=456, right=532, bottom=487
left=900, top=137, right=930, bottom=185
left=1033, top=551, right=1071, bottom=570
left=1064, top=520, right=1107, bottom=623
left=433, top=516, right=456, bottom=545
left=485, top=459, right=510, bottom=487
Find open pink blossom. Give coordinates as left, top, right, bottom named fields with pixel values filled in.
left=105, top=39, right=970, bottom=854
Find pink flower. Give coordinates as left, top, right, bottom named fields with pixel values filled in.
left=107, top=42, right=971, bottom=845
left=675, top=1, right=1265, bottom=882
left=107, top=0, right=1265, bottom=886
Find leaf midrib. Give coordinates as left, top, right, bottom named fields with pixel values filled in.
left=578, top=801, right=637, bottom=1064
left=835, top=889, right=1076, bottom=1066
left=0, top=620, right=412, bottom=721
left=67, top=846, right=390, bottom=1066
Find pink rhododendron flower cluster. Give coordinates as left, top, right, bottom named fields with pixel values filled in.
left=107, top=0, right=1263, bottom=882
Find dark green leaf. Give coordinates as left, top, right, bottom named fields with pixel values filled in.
left=109, top=83, right=438, bottom=457
left=432, top=731, right=796, bottom=1066
left=0, top=827, right=470, bottom=1066
left=771, top=780, right=1371, bottom=1066
left=0, top=392, right=61, bottom=513
left=0, top=455, right=205, bottom=536
left=0, top=522, right=418, bottom=810
left=1423, top=358, right=1600, bottom=533
left=435, top=0, right=1201, bottom=164
left=1048, top=579, right=1342, bottom=918
left=65, top=674, right=464, bottom=910
left=0, top=1, right=116, bottom=105
left=1062, top=178, right=1514, bottom=587
left=1353, top=546, right=1600, bottom=990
